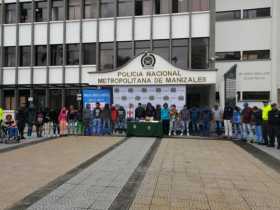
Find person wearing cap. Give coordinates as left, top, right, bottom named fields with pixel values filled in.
left=241, top=103, right=253, bottom=141
left=261, top=101, right=272, bottom=145
left=268, top=103, right=280, bottom=148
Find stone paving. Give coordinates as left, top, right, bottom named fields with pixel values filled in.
left=251, top=143, right=280, bottom=161
left=130, top=138, right=280, bottom=210
left=0, top=136, right=122, bottom=210
left=27, top=137, right=156, bottom=210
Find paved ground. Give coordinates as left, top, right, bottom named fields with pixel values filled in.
left=251, top=143, right=280, bottom=161
left=0, top=136, right=122, bottom=210
left=130, top=139, right=280, bottom=210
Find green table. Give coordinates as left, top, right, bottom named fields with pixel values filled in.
left=127, top=121, right=163, bottom=137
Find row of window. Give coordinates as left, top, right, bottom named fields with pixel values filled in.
left=216, top=50, right=270, bottom=61
left=216, top=7, right=271, bottom=21
left=3, top=38, right=209, bottom=70
left=2, top=0, right=209, bottom=24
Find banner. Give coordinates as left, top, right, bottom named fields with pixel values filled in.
left=82, top=88, right=111, bottom=110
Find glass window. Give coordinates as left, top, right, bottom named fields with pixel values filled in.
left=51, top=44, right=63, bottom=65
left=99, top=42, right=114, bottom=71
left=191, top=0, right=209, bottom=11
left=20, top=46, right=31, bottom=66
left=20, top=2, right=32, bottom=23
left=84, top=0, right=98, bottom=18
left=83, top=43, right=96, bottom=65
left=243, top=92, right=270, bottom=101
left=52, top=0, right=64, bottom=21
left=172, top=39, right=188, bottom=69
left=117, top=42, right=132, bottom=67
left=67, top=44, right=80, bottom=65
left=242, top=50, right=270, bottom=60
left=135, top=40, right=150, bottom=55
left=35, top=45, right=47, bottom=66
left=243, top=8, right=271, bottom=19
left=216, top=10, right=241, bottom=21
left=68, top=0, right=81, bottom=20
left=100, top=0, right=115, bottom=18
left=135, top=0, right=152, bottom=16
left=118, top=0, right=133, bottom=17
left=172, top=0, right=188, bottom=13
left=191, top=38, right=209, bottom=69
left=154, top=0, right=169, bottom=14
left=5, top=3, right=17, bottom=24
left=35, top=0, right=48, bottom=22
left=216, top=51, right=241, bottom=61
left=153, top=40, right=170, bottom=61
left=4, top=47, right=16, bottom=67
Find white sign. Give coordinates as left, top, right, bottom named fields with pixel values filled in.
left=89, top=53, right=216, bottom=86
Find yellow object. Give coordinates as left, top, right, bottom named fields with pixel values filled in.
left=0, top=107, right=4, bottom=121
left=262, top=105, right=272, bottom=121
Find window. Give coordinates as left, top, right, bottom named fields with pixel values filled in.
left=117, top=42, right=132, bottom=67
left=99, top=42, right=114, bottom=71
left=20, top=2, right=32, bottom=23
left=52, top=0, right=64, bottom=21
left=100, top=0, right=115, bottom=18
left=67, top=44, right=80, bottom=65
left=83, top=43, right=96, bottom=65
left=135, top=40, right=150, bottom=55
left=154, top=0, right=169, bottom=14
left=216, top=10, right=241, bottom=21
left=4, top=47, right=16, bottom=67
left=51, top=45, right=63, bottom=65
left=135, top=0, right=152, bottom=16
left=243, top=92, right=270, bottom=101
left=35, top=45, right=47, bottom=66
left=68, top=0, right=81, bottom=20
left=243, top=8, right=271, bottom=19
left=172, top=39, right=188, bottom=69
left=5, top=3, right=17, bottom=24
left=172, top=0, right=188, bottom=13
left=190, top=0, right=209, bottom=11
left=242, top=50, right=270, bottom=60
left=118, top=0, right=133, bottom=17
left=35, top=0, right=48, bottom=22
left=191, top=38, right=209, bottom=69
left=20, top=46, right=31, bottom=66
left=153, top=40, right=170, bottom=61
left=84, top=0, right=98, bottom=18
left=216, top=51, right=241, bottom=61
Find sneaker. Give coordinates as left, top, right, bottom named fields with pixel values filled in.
left=168, top=132, right=171, bottom=136
left=180, top=133, right=183, bottom=136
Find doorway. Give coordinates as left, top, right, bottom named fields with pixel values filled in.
left=186, top=85, right=214, bottom=108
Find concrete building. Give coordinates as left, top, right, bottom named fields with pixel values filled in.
left=0, top=0, right=278, bottom=110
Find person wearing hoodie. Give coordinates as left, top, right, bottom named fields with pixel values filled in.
left=145, top=103, right=156, bottom=121
left=116, top=106, right=126, bottom=134
left=26, top=104, right=36, bottom=137
left=135, top=103, right=145, bottom=121
left=154, top=104, right=161, bottom=121
left=180, top=105, right=190, bottom=136
left=241, top=103, right=253, bottom=141
left=58, top=107, right=68, bottom=136
left=16, top=105, right=27, bottom=140
left=101, top=104, right=112, bottom=135
left=49, top=108, right=60, bottom=136
left=111, top=105, right=118, bottom=133
left=161, top=103, right=170, bottom=135
left=83, top=104, right=93, bottom=136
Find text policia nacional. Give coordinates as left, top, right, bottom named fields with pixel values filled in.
left=97, top=70, right=207, bottom=85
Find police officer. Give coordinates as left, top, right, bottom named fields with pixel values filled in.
left=268, top=103, right=280, bottom=149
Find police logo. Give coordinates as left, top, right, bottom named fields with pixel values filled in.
left=141, top=52, right=156, bottom=69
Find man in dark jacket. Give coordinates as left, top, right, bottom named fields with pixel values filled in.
left=93, top=102, right=102, bottom=135
left=252, top=106, right=263, bottom=144
left=241, top=103, right=253, bottom=141
left=16, top=105, right=27, bottom=140
left=26, top=104, right=36, bottom=137
left=135, top=103, right=145, bottom=121
left=268, top=103, right=280, bottom=148
left=223, top=103, right=234, bottom=139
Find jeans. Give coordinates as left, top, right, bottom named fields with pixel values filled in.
left=202, top=121, right=210, bottom=136
left=27, top=124, right=33, bottom=137
left=7, top=127, right=18, bottom=139
left=102, top=119, right=111, bottom=135
left=162, top=120, right=170, bottom=135
left=233, top=123, right=241, bottom=139
left=116, top=119, right=126, bottom=132
left=215, top=121, right=223, bottom=136
left=190, top=120, right=199, bottom=135
left=255, top=125, right=263, bottom=143
left=92, top=118, right=102, bottom=135
left=169, top=119, right=176, bottom=134
left=182, top=120, right=190, bottom=135
left=224, top=120, right=233, bottom=137
left=262, top=122, right=269, bottom=145
left=241, top=123, right=253, bottom=140
left=269, top=126, right=280, bottom=147
left=52, top=122, right=59, bottom=136
left=68, top=120, right=77, bottom=135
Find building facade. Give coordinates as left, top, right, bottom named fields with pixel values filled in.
left=0, top=0, right=278, bottom=110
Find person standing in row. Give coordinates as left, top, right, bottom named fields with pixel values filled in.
left=26, top=104, right=36, bottom=137
left=252, top=106, right=263, bottom=144
left=212, top=104, right=223, bottom=136
left=261, top=101, right=271, bottom=145
left=111, top=105, right=118, bottom=133
left=35, top=108, right=45, bottom=137
left=68, top=105, right=78, bottom=135
left=135, top=103, right=145, bottom=121
left=189, top=106, right=200, bottom=135
left=83, top=104, right=93, bottom=136
left=145, top=103, right=156, bottom=121
left=58, top=107, right=68, bottom=136
left=16, top=105, right=27, bottom=140
left=101, top=104, right=112, bottom=135
left=268, top=103, right=280, bottom=148
left=232, top=106, right=241, bottom=139
left=161, top=103, right=170, bottom=135
left=180, top=105, right=190, bottom=136
left=223, top=103, right=233, bottom=139
left=49, top=108, right=60, bottom=136
left=241, top=103, right=253, bottom=141
left=154, top=105, right=161, bottom=121
left=169, top=105, right=178, bottom=136
left=92, top=102, right=102, bottom=135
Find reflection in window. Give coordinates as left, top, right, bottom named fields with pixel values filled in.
left=153, top=40, right=170, bottom=61
left=100, top=0, right=115, bottom=18
left=216, top=10, right=241, bottom=21
left=52, top=0, right=64, bottom=21
left=35, top=45, right=47, bottom=66
left=99, top=42, right=114, bottom=71
left=191, top=0, right=209, bottom=11
left=135, top=40, right=151, bottom=55
left=83, top=43, right=96, bottom=65
left=191, top=38, right=209, bottom=69
left=135, top=0, right=152, bottom=16
left=172, top=39, right=188, bottom=69
left=154, top=0, right=169, bottom=14
left=35, top=0, right=48, bottom=22
left=51, top=44, right=63, bottom=65
left=216, top=51, right=241, bottom=61
left=5, top=4, right=17, bottom=24
left=118, top=0, right=133, bottom=17
left=117, top=42, right=132, bottom=67
left=242, top=50, right=270, bottom=60
left=67, top=44, right=80, bottom=65
left=20, top=46, right=31, bottom=66
left=243, top=8, right=271, bottom=19
left=84, top=0, right=98, bottom=18
left=68, top=0, right=81, bottom=20
left=172, top=0, right=188, bottom=13
left=4, top=47, right=16, bottom=67
left=20, top=2, right=32, bottom=23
